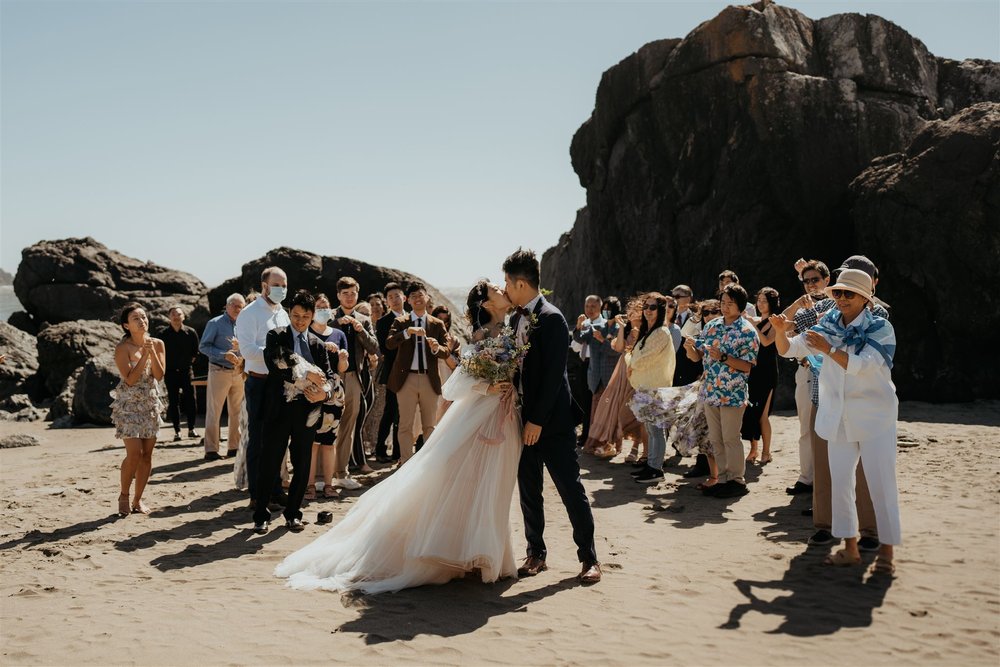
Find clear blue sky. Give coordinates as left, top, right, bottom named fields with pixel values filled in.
left=3, top=0, right=997, bottom=289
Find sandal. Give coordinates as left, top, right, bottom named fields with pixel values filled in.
left=304, top=485, right=316, bottom=501
left=117, top=493, right=130, bottom=517
left=823, top=549, right=862, bottom=567
left=871, top=555, right=896, bottom=576
left=760, top=453, right=773, bottom=465
left=696, top=477, right=719, bottom=490
left=323, top=485, right=340, bottom=499
left=131, top=500, right=150, bottom=515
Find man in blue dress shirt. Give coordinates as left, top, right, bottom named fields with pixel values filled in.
left=199, top=293, right=246, bottom=461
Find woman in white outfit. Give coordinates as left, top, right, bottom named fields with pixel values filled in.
left=771, top=268, right=899, bottom=575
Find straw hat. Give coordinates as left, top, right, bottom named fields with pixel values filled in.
left=824, top=268, right=873, bottom=301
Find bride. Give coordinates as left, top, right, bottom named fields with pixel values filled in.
left=274, top=281, right=523, bottom=594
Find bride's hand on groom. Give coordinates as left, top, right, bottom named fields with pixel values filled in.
left=487, top=381, right=511, bottom=396
left=522, top=421, right=541, bottom=446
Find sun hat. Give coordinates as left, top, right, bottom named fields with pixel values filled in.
left=824, top=268, right=873, bottom=301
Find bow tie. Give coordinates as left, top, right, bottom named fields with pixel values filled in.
left=515, top=306, right=530, bottom=316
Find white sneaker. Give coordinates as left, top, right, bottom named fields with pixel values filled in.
left=334, top=477, right=362, bottom=490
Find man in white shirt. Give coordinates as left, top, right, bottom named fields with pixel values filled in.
left=235, top=266, right=290, bottom=507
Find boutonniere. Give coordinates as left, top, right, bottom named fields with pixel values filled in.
left=526, top=312, right=540, bottom=336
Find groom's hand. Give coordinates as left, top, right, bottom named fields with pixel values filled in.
left=522, top=421, right=542, bottom=446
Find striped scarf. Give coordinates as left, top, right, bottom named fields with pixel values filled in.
left=809, top=307, right=896, bottom=371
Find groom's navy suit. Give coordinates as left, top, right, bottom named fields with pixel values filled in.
left=512, top=295, right=598, bottom=565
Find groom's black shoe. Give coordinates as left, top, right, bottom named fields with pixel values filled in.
left=284, top=518, right=306, bottom=533
left=252, top=520, right=269, bottom=535
left=578, top=562, right=602, bottom=585
left=517, top=556, right=547, bottom=577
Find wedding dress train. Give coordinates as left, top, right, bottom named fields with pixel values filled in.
left=275, top=369, right=522, bottom=594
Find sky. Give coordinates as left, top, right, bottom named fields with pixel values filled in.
left=2, top=0, right=998, bottom=290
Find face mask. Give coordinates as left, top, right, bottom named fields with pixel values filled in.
left=601, top=310, right=610, bottom=320
left=314, top=308, right=332, bottom=324
left=268, top=286, right=286, bottom=304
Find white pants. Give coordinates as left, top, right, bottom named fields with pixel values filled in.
left=828, top=429, right=902, bottom=545
left=794, top=364, right=814, bottom=484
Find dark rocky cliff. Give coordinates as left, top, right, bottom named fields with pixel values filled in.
left=542, top=1, right=1000, bottom=403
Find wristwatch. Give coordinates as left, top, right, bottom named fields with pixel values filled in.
left=720, top=353, right=729, bottom=363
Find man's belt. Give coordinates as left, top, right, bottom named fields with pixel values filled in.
left=247, top=371, right=267, bottom=379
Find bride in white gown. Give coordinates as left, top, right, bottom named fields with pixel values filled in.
left=275, top=282, right=522, bottom=594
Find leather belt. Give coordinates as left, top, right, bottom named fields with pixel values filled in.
left=247, top=371, right=267, bottom=379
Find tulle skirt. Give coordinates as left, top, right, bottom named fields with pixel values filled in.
left=275, top=369, right=522, bottom=594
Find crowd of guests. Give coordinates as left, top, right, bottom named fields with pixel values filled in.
left=107, top=254, right=900, bottom=573
left=566, top=256, right=899, bottom=573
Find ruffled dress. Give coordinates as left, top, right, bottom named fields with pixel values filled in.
left=110, top=360, right=164, bottom=439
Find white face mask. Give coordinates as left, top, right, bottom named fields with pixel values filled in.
left=313, top=308, right=332, bottom=324
left=267, top=285, right=287, bottom=304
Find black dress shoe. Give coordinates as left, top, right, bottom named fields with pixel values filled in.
left=713, top=481, right=750, bottom=498
left=204, top=452, right=223, bottom=461
left=285, top=518, right=306, bottom=532
left=785, top=481, right=813, bottom=496
left=188, top=429, right=200, bottom=438
left=253, top=521, right=269, bottom=535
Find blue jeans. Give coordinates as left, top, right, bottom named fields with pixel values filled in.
left=645, top=420, right=668, bottom=470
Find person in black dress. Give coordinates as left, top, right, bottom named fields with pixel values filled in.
left=742, top=288, right=780, bottom=465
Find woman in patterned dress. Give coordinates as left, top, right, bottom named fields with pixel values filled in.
left=111, top=303, right=166, bottom=516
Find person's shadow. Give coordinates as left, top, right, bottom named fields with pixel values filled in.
left=335, top=576, right=579, bottom=643
left=723, top=547, right=893, bottom=635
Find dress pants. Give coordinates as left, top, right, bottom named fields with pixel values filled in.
left=165, top=368, right=197, bottom=432
left=252, top=401, right=317, bottom=526
left=810, top=406, right=877, bottom=537
left=244, top=376, right=281, bottom=498
left=644, top=420, right=668, bottom=470
left=828, top=427, right=901, bottom=545
left=794, top=365, right=815, bottom=485
left=375, top=388, right=401, bottom=460
left=333, top=372, right=362, bottom=477
left=517, top=427, right=597, bottom=564
left=704, top=404, right=746, bottom=485
left=204, top=366, right=244, bottom=454
left=396, top=373, right=438, bottom=462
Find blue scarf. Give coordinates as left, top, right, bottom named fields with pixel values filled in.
left=809, top=307, right=896, bottom=371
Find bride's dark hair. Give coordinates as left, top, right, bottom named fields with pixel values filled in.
left=466, top=280, right=492, bottom=331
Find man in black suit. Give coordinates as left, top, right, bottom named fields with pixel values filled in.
left=503, top=248, right=601, bottom=585
left=253, top=290, right=337, bottom=534
left=374, top=282, right=406, bottom=463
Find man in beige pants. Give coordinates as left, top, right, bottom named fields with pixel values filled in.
left=385, top=282, right=452, bottom=463
left=199, top=293, right=246, bottom=460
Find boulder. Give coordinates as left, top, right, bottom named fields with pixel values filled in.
left=0, top=434, right=41, bottom=448
left=850, top=102, right=1000, bottom=401
left=36, top=320, right=122, bottom=396
left=13, top=237, right=210, bottom=331
left=47, top=367, right=82, bottom=423
left=0, top=322, right=39, bottom=401
left=72, top=353, right=120, bottom=426
left=543, top=2, right=1000, bottom=404
left=6, top=311, right=38, bottom=336
left=208, top=247, right=469, bottom=339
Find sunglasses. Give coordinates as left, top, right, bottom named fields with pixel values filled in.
left=801, top=276, right=823, bottom=285
left=702, top=309, right=720, bottom=316
left=830, top=289, right=859, bottom=300
left=643, top=304, right=659, bottom=311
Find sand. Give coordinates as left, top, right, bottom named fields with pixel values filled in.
left=1, top=402, right=998, bottom=666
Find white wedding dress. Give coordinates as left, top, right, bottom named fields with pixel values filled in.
left=274, top=368, right=522, bottom=594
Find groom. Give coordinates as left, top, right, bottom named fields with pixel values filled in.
left=504, top=248, right=601, bottom=585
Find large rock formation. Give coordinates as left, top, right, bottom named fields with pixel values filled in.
left=542, top=1, right=1000, bottom=403
left=35, top=320, right=123, bottom=396
left=850, top=102, right=1000, bottom=401
left=13, top=238, right=210, bottom=331
left=208, top=247, right=468, bottom=338
left=0, top=322, right=39, bottom=401
left=72, top=354, right=120, bottom=426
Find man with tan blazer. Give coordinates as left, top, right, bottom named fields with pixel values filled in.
left=385, top=282, right=452, bottom=463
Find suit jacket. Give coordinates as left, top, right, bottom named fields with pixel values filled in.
left=375, top=311, right=401, bottom=386
left=262, top=326, right=336, bottom=421
left=332, top=306, right=379, bottom=390
left=385, top=313, right=451, bottom=394
left=511, top=296, right=576, bottom=435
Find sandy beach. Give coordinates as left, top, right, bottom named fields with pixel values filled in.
left=1, top=402, right=998, bottom=666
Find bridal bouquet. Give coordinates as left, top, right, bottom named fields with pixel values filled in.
left=460, top=326, right=530, bottom=384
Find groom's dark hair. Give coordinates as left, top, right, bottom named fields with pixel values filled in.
left=502, top=248, right=540, bottom=289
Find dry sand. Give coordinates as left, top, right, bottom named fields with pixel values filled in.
left=1, top=403, right=998, bottom=666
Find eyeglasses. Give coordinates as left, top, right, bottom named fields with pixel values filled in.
left=830, top=289, right=859, bottom=300
left=801, top=277, right=823, bottom=285
left=643, top=304, right=659, bottom=311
